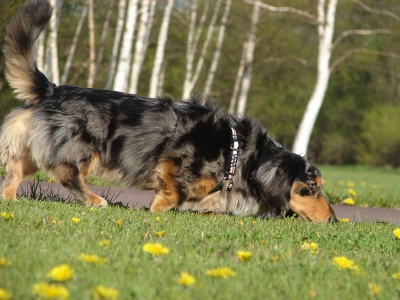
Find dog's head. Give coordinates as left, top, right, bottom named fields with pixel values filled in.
left=252, top=151, right=337, bottom=222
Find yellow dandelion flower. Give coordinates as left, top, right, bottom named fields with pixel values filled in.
left=239, top=221, right=244, bottom=226
left=99, top=239, right=111, bottom=247
left=0, top=288, right=12, bottom=300
left=47, top=178, right=53, bottom=183
left=347, top=181, right=355, bottom=187
left=393, top=228, right=400, bottom=239
left=155, top=216, right=161, bottom=221
left=348, top=189, right=356, bottom=197
left=0, top=258, right=11, bottom=268
left=368, top=283, right=380, bottom=295
left=301, top=242, right=318, bottom=252
left=153, top=231, right=166, bottom=237
left=32, top=282, right=69, bottom=300
left=236, top=250, right=253, bottom=261
left=308, top=289, right=316, bottom=298
left=90, top=207, right=97, bottom=211
left=115, top=219, right=122, bottom=226
left=142, top=243, right=169, bottom=256
left=342, top=198, right=355, bottom=206
left=47, top=264, right=74, bottom=282
left=332, top=256, right=355, bottom=270
left=338, top=218, right=349, bottom=223
left=207, top=267, right=236, bottom=278
left=1, top=212, right=13, bottom=220
left=391, top=272, right=400, bottom=279
left=92, top=285, right=119, bottom=300
left=78, top=253, right=107, bottom=264
left=178, top=272, right=196, bottom=286
left=71, top=217, right=80, bottom=224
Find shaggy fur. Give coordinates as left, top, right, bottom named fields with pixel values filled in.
left=1, top=0, right=337, bottom=222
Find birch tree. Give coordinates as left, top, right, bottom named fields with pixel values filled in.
left=128, top=0, right=157, bottom=94
left=182, top=0, right=221, bottom=100
left=104, top=0, right=127, bottom=90
left=49, top=0, right=60, bottom=85
left=61, top=6, right=87, bottom=85
left=292, top=0, right=338, bottom=155
left=149, top=0, right=174, bottom=98
left=113, top=0, right=139, bottom=92
left=203, top=0, right=232, bottom=97
left=87, top=0, right=96, bottom=87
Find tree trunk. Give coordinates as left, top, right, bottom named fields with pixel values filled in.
left=113, top=0, right=139, bottom=92
left=61, top=6, right=87, bottom=85
left=104, top=0, right=127, bottom=90
left=203, top=0, right=231, bottom=98
left=49, top=0, right=60, bottom=85
left=236, top=1, right=260, bottom=117
left=87, top=0, right=96, bottom=87
left=128, top=0, right=156, bottom=94
left=149, top=0, right=174, bottom=98
left=292, top=0, right=338, bottom=155
left=36, top=30, right=46, bottom=73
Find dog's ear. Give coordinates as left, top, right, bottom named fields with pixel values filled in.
left=252, top=156, right=298, bottom=217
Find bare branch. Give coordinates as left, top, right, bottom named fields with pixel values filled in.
left=243, top=0, right=316, bottom=20
left=332, top=29, right=398, bottom=49
left=330, top=48, right=400, bottom=72
left=353, top=0, right=400, bottom=22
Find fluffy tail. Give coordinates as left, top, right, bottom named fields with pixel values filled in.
left=3, top=0, right=55, bottom=104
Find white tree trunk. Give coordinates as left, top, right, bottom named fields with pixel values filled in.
left=149, top=0, right=174, bottom=98
left=36, top=30, right=46, bottom=73
left=229, top=41, right=247, bottom=114
left=203, top=0, right=231, bottom=97
left=49, top=0, right=60, bottom=85
left=87, top=0, right=96, bottom=87
left=236, top=1, right=260, bottom=117
left=104, top=0, right=127, bottom=90
left=113, top=0, right=139, bottom=92
left=95, top=0, right=116, bottom=80
left=61, top=6, right=87, bottom=85
left=128, top=0, right=156, bottom=94
left=292, top=0, right=338, bottom=155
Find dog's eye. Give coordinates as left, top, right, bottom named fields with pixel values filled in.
left=309, top=182, right=316, bottom=189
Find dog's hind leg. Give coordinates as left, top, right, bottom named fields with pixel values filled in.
left=50, top=163, right=108, bottom=207
left=1, top=155, right=37, bottom=201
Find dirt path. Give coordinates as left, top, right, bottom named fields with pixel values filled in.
left=3, top=179, right=400, bottom=225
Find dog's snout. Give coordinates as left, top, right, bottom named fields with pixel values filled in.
left=328, top=206, right=338, bottom=223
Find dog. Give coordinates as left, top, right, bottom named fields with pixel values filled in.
left=0, top=0, right=337, bottom=222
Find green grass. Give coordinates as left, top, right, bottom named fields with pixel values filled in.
left=319, top=165, right=400, bottom=209
left=1, top=199, right=400, bottom=299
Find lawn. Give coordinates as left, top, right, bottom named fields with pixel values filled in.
left=319, top=165, right=400, bottom=209
left=1, top=199, right=400, bottom=300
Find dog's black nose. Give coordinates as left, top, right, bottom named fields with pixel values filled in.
left=329, top=216, right=338, bottom=223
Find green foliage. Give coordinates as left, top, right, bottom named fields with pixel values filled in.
left=1, top=199, right=400, bottom=299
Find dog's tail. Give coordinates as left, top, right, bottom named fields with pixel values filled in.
left=3, top=0, right=55, bottom=104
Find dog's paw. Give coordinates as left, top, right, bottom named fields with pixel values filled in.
left=95, top=197, right=108, bottom=208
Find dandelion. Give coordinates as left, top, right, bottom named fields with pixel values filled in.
left=342, top=198, right=355, bottom=206
left=115, top=219, right=122, bottom=227
left=236, top=250, right=253, bottom=261
left=1, top=212, right=13, bottom=220
left=0, top=258, right=11, bottom=268
left=155, top=216, right=161, bottom=221
left=142, top=243, right=169, bottom=256
left=239, top=221, right=244, bottom=226
left=206, top=267, right=236, bottom=278
left=338, top=218, right=349, bottom=223
left=47, top=178, right=53, bottom=183
left=301, top=242, right=318, bottom=253
left=393, top=228, right=400, bottom=239
left=347, top=181, right=355, bottom=187
left=0, top=288, right=12, bottom=300
left=348, top=189, right=356, bottom=197
left=178, top=272, right=196, bottom=286
left=90, top=207, right=97, bottom=211
left=99, top=239, right=111, bottom=247
left=71, top=217, right=80, bottom=224
left=92, top=285, right=119, bottom=300
left=332, top=256, right=355, bottom=270
left=153, top=231, right=166, bottom=237
left=78, top=253, right=107, bottom=264
left=32, top=282, right=69, bottom=300
left=47, top=264, right=74, bottom=282
left=368, top=283, right=380, bottom=295
left=391, top=272, right=400, bottom=279
left=308, top=290, right=316, bottom=298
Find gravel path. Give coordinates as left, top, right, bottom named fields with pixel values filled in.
left=4, top=179, right=400, bottom=225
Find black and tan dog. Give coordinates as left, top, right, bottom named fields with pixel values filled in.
left=0, top=0, right=337, bottom=222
